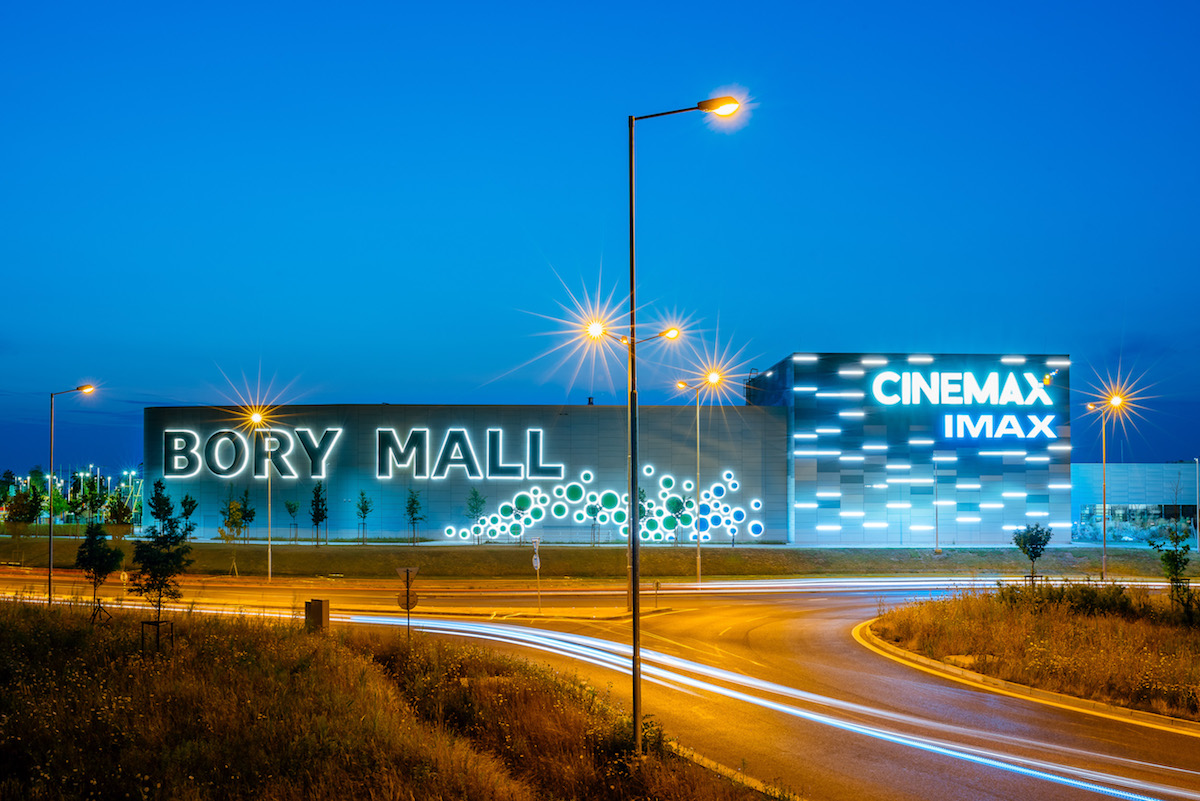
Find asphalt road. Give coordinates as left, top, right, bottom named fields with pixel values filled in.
left=5, top=569, right=1198, bottom=800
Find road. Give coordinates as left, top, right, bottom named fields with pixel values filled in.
left=4, top=568, right=1198, bottom=800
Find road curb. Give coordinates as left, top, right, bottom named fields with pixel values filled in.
left=854, top=618, right=1200, bottom=738
left=667, top=742, right=802, bottom=801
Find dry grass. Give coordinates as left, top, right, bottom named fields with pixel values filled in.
left=0, top=600, right=770, bottom=800
left=873, top=585, right=1200, bottom=720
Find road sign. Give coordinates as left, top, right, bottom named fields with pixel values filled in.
left=398, top=592, right=419, bottom=611
left=532, top=555, right=541, bottom=571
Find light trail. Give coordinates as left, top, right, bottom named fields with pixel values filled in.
left=350, top=614, right=1200, bottom=801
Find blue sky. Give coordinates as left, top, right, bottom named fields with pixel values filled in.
left=2, top=0, right=1198, bottom=476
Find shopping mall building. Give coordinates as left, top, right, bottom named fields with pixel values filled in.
left=144, top=352, right=1197, bottom=546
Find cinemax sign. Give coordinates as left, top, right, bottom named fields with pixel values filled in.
left=162, top=427, right=564, bottom=481
left=870, top=370, right=1058, bottom=439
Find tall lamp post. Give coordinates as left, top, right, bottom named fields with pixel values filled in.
left=627, top=94, right=740, bottom=753
left=1087, top=394, right=1123, bottom=581
left=250, top=412, right=273, bottom=582
left=677, top=369, right=727, bottom=585
left=48, top=384, right=95, bottom=600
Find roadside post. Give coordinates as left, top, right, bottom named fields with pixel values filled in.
left=532, top=538, right=541, bottom=614
left=396, top=567, right=419, bottom=643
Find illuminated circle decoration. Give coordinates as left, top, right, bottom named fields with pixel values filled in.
left=749, top=521, right=765, bottom=537
left=600, top=490, right=620, bottom=510
left=723, top=470, right=734, bottom=481
left=565, top=483, right=584, bottom=502
left=660, top=475, right=675, bottom=489
left=574, top=511, right=586, bottom=523
left=444, top=526, right=455, bottom=537
left=711, top=483, right=726, bottom=499
left=710, top=514, right=721, bottom=527
left=699, top=502, right=711, bottom=517
left=552, top=503, right=568, bottom=518
left=732, top=507, right=746, bottom=523
left=514, top=492, right=533, bottom=512
left=682, top=479, right=694, bottom=492
left=530, top=506, right=545, bottom=521
left=613, top=509, right=627, bottom=524
left=587, top=491, right=599, bottom=504
left=489, top=514, right=500, bottom=525
left=499, top=502, right=514, bottom=517
left=509, top=522, right=523, bottom=537
left=538, top=495, right=549, bottom=506
left=642, top=465, right=654, bottom=476
left=554, top=486, right=564, bottom=497
left=598, top=512, right=609, bottom=524
left=663, top=516, right=678, bottom=531
left=729, top=480, right=739, bottom=491
left=751, top=499, right=763, bottom=511
left=459, top=529, right=471, bottom=539
left=696, top=517, right=709, bottom=532
left=472, top=524, right=482, bottom=536
left=580, top=470, right=594, bottom=483
left=729, top=526, right=738, bottom=536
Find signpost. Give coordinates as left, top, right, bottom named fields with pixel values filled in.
left=396, top=566, right=418, bottom=643
left=532, top=538, right=541, bottom=614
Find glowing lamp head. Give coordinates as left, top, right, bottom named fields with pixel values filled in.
left=697, top=96, right=740, bottom=116
left=706, top=371, right=723, bottom=386
left=663, top=328, right=681, bottom=340
left=676, top=380, right=689, bottom=391
left=1109, top=395, right=1123, bottom=408
left=585, top=320, right=606, bottom=340
left=250, top=412, right=263, bottom=424
left=1087, top=403, right=1097, bottom=411
left=79, top=385, right=95, bottom=394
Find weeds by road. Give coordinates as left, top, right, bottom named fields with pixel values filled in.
left=873, top=583, right=1200, bottom=720
left=0, top=599, right=771, bottom=800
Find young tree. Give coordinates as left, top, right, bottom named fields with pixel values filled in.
left=284, top=500, right=300, bottom=543
left=106, top=497, right=133, bottom=527
left=465, top=487, right=487, bottom=544
left=586, top=501, right=602, bottom=547
left=217, top=494, right=248, bottom=575
left=129, top=481, right=194, bottom=624
left=1012, top=523, right=1053, bottom=578
left=238, top=488, right=256, bottom=543
left=0, top=470, right=15, bottom=498
left=1149, top=477, right=1196, bottom=622
left=405, top=488, right=425, bottom=545
left=310, top=481, right=328, bottom=545
left=355, top=490, right=374, bottom=544
left=75, top=523, right=124, bottom=619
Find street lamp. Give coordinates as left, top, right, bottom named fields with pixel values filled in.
left=249, top=411, right=273, bottom=582
left=677, top=369, right=726, bottom=585
left=1086, top=393, right=1124, bottom=580
left=626, top=94, right=740, bottom=753
left=48, top=384, right=95, bottom=600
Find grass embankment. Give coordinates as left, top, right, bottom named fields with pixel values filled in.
left=873, top=584, right=1200, bottom=721
left=0, top=533, right=1187, bottom=580
left=0, top=601, right=772, bottom=801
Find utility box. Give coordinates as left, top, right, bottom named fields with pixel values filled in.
left=305, top=599, right=330, bottom=632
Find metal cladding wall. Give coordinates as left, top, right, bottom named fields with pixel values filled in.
left=748, top=353, right=1073, bottom=547
left=143, top=404, right=788, bottom=544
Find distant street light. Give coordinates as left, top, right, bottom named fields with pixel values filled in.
left=625, top=93, right=741, bottom=753
left=249, top=411, right=273, bottom=582
left=48, top=384, right=95, bottom=600
left=1087, top=393, right=1124, bottom=581
left=676, top=369, right=725, bottom=584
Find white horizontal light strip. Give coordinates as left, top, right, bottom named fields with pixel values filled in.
left=793, top=386, right=819, bottom=392
left=1025, top=456, right=1051, bottom=463
left=980, top=503, right=1005, bottom=509
left=815, top=427, right=842, bottom=434
left=861, top=357, right=888, bottom=366
left=793, top=354, right=819, bottom=362
left=1047, top=444, right=1072, bottom=452
left=794, top=503, right=818, bottom=509
left=838, top=368, right=865, bottom=377
left=957, top=516, right=982, bottom=523
left=979, top=450, right=1027, bottom=457
left=956, top=483, right=981, bottom=490
left=932, top=455, right=958, bottom=462
left=1026, top=511, right=1050, bottom=517
left=885, top=464, right=912, bottom=470
left=816, top=391, right=866, bottom=399
left=1000, top=355, right=1026, bottom=364
left=838, top=410, right=866, bottom=418
left=794, top=433, right=818, bottom=440
left=886, top=502, right=912, bottom=509
left=907, top=355, right=934, bottom=364
left=1001, top=491, right=1027, bottom=498
left=1048, top=483, right=1072, bottom=490
left=816, top=491, right=843, bottom=498
left=908, top=438, right=935, bottom=446
left=863, top=521, right=888, bottom=529
left=862, top=444, right=888, bottom=451
left=1045, top=358, right=1071, bottom=367
left=886, top=478, right=933, bottom=485
left=910, top=525, right=935, bottom=531
left=840, top=455, right=865, bottom=462
left=816, top=524, right=842, bottom=531
left=933, top=500, right=957, bottom=506
left=794, top=450, right=842, bottom=457
left=839, top=511, right=865, bottom=517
